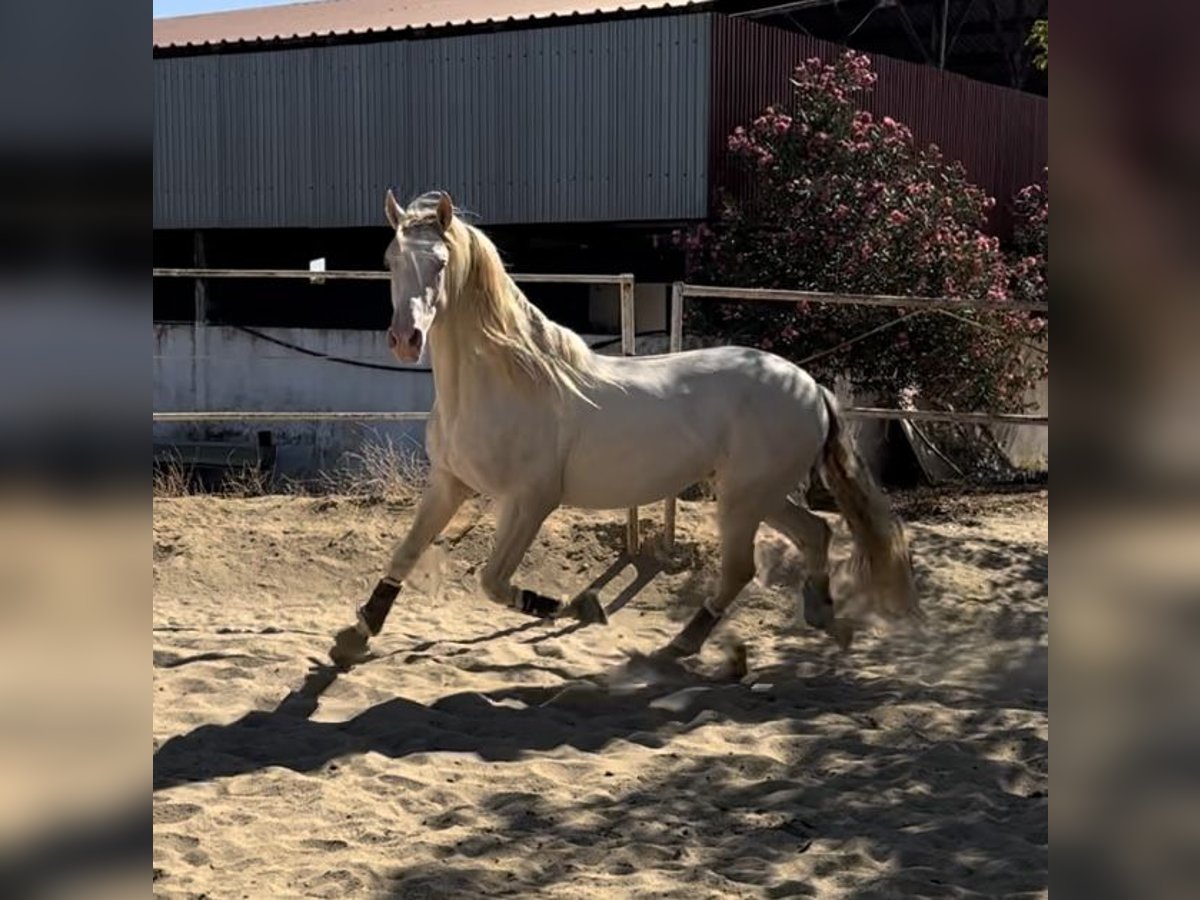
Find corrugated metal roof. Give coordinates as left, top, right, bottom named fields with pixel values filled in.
left=154, top=0, right=709, bottom=49
left=154, top=16, right=712, bottom=227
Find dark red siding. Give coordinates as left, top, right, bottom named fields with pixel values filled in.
left=710, top=15, right=1048, bottom=236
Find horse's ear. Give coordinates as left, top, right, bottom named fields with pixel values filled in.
left=436, top=192, right=454, bottom=232
left=385, top=189, right=403, bottom=230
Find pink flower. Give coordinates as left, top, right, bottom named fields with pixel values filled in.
left=833, top=204, right=850, bottom=221
left=888, top=210, right=909, bottom=226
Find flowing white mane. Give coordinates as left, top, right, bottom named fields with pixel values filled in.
left=399, top=193, right=611, bottom=403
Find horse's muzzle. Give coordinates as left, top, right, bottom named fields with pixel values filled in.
left=387, top=326, right=424, bottom=362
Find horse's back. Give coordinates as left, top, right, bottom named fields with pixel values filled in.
left=560, top=345, right=828, bottom=508
left=602, top=345, right=823, bottom=412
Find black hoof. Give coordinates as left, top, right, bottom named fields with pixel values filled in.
left=827, top=618, right=856, bottom=651
left=724, top=639, right=749, bottom=680
left=802, top=582, right=835, bottom=629
left=565, top=591, right=608, bottom=625
left=329, top=625, right=369, bottom=670
left=663, top=605, right=720, bottom=659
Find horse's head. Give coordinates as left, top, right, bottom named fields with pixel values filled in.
left=382, top=189, right=455, bottom=363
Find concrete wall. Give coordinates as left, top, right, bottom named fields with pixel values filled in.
left=154, top=323, right=624, bottom=477
left=154, top=323, right=436, bottom=476
left=991, top=350, right=1049, bottom=471
left=154, top=321, right=1047, bottom=483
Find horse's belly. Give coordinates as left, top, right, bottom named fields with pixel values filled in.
left=559, top=410, right=718, bottom=509
left=562, top=458, right=712, bottom=509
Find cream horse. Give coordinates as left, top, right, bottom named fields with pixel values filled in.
left=330, top=191, right=919, bottom=667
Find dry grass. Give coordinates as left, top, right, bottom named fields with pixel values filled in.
left=319, top=434, right=430, bottom=506
left=152, top=458, right=273, bottom=499
left=152, top=456, right=193, bottom=498
left=221, top=463, right=272, bottom=498
left=153, top=433, right=432, bottom=504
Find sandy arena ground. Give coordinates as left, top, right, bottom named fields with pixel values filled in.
left=153, top=489, right=1047, bottom=899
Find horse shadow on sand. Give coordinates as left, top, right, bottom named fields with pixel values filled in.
left=154, top=635, right=1048, bottom=899
left=154, top=523, right=1049, bottom=899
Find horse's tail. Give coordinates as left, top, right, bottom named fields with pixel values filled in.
left=817, top=388, right=922, bottom=623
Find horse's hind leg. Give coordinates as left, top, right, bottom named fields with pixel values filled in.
left=664, top=494, right=763, bottom=658
left=330, top=469, right=471, bottom=666
left=764, top=499, right=834, bottom=630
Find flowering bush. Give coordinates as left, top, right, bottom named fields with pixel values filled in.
left=1008, top=173, right=1048, bottom=307
left=676, top=51, right=1048, bottom=413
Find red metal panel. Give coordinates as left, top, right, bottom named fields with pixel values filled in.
left=710, top=15, right=1047, bottom=236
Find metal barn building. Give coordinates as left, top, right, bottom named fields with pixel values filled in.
left=152, top=0, right=1047, bottom=475
left=155, top=0, right=1045, bottom=234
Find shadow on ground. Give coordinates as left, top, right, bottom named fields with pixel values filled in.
left=154, top=497, right=1048, bottom=899
left=155, top=641, right=1046, bottom=897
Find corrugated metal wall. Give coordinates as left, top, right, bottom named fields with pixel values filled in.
left=154, top=15, right=712, bottom=228
left=710, top=16, right=1048, bottom=235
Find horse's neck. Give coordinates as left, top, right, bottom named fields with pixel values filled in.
left=426, top=324, right=460, bottom=417
left=426, top=318, right=498, bottom=421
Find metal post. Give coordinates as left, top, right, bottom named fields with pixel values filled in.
left=619, top=275, right=640, bottom=557
left=939, top=0, right=949, bottom=69
left=663, top=282, right=685, bottom=551
left=192, top=232, right=208, bottom=413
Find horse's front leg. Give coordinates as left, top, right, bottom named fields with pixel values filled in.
left=480, top=495, right=606, bottom=624
left=330, top=469, right=471, bottom=667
